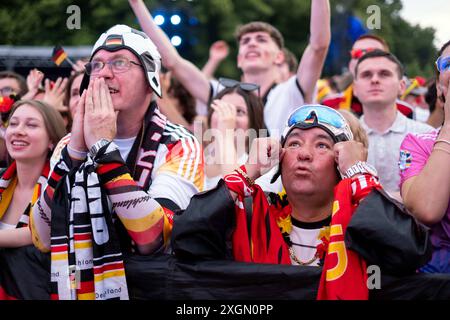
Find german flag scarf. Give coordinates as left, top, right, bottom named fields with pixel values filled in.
left=49, top=104, right=166, bottom=300
left=0, top=160, right=50, bottom=300
left=0, top=161, right=50, bottom=228
left=226, top=167, right=381, bottom=300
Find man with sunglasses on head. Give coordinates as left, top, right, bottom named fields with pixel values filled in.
left=322, top=34, right=414, bottom=119
left=353, top=50, right=433, bottom=200
left=129, top=0, right=330, bottom=138
left=172, top=104, right=430, bottom=299
left=30, top=25, right=204, bottom=300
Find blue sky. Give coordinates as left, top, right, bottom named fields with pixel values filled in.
left=400, top=0, right=449, bottom=46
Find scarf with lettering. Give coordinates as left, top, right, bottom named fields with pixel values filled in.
left=225, top=167, right=381, bottom=300
left=49, top=103, right=166, bottom=300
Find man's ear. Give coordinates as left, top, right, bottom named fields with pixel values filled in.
left=398, top=77, right=407, bottom=97
left=274, top=48, right=285, bottom=66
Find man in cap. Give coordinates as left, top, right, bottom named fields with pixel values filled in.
left=31, top=25, right=204, bottom=299
left=173, top=105, right=377, bottom=298
left=172, top=104, right=431, bottom=299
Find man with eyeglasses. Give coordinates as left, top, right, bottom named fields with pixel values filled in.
left=172, top=104, right=431, bottom=299
left=31, top=25, right=205, bottom=300
left=129, top=0, right=330, bottom=138
left=322, top=34, right=415, bottom=119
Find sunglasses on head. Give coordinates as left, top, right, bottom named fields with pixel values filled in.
left=285, top=105, right=353, bottom=142
left=436, top=55, right=450, bottom=73
left=218, top=77, right=260, bottom=96
left=350, top=48, right=377, bottom=60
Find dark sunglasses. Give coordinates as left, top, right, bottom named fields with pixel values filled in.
left=218, top=77, right=260, bottom=96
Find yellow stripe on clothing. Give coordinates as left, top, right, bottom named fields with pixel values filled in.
left=51, top=252, right=68, bottom=261
left=94, top=270, right=126, bottom=282
left=74, top=241, right=93, bottom=250
left=29, top=209, right=50, bottom=253
left=120, top=207, right=164, bottom=232
left=78, top=292, right=96, bottom=300
left=0, top=177, right=17, bottom=220
left=109, top=173, right=133, bottom=183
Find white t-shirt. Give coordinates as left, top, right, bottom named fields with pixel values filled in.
left=289, top=216, right=330, bottom=267
left=50, top=134, right=137, bottom=169
left=113, top=136, right=137, bottom=162
left=263, top=76, right=306, bottom=139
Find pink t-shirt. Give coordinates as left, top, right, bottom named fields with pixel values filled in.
left=399, top=130, right=450, bottom=250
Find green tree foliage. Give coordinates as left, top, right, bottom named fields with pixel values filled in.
left=0, top=0, right=440, bottom=79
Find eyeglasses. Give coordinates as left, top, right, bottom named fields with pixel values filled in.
left=435, top=55, right=450, bottom=73
left=284, top=105, right=353, bottom=142
left=0, top=87, right=16, bottom=97
left=85, top=57, right=142, bottom=75
left=218, top=77, right=260, bottom=96
left=350, top=48, right=377, bottom=60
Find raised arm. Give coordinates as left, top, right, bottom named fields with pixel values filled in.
left=201, top=40, right=230, bottom=79
left=296, top=0, right=331, bottom=103
left=128, top=0, right=211, bottom=103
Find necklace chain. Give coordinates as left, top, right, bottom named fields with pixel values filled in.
left=288, top=246, right=319, bottom=266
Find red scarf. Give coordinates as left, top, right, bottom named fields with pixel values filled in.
left=226, top=166, right=381, bottom=300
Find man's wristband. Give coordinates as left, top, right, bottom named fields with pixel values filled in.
left=67, top=145, right=88, bottom=160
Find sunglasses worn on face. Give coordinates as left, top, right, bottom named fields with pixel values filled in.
left=285, top=105, right=353, bottom=142
left=436, top=56, right=450, bottom=73
left=218, top=77, right=260, bottom=96
left=350, top=48, right=377, bottom=60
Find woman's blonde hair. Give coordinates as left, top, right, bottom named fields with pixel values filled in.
left=338, top=109, right=368, bottom=149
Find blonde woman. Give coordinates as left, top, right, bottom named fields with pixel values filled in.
left=0, top=100, right=66, bottom=247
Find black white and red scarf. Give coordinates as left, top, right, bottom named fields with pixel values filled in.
left=49, top=103, right=167, bottom=300
left=0, top=160, right=50, bottom=300
left=0, top=161, right=50, bottom=228
left=225, top=166, right=381, bottom=300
